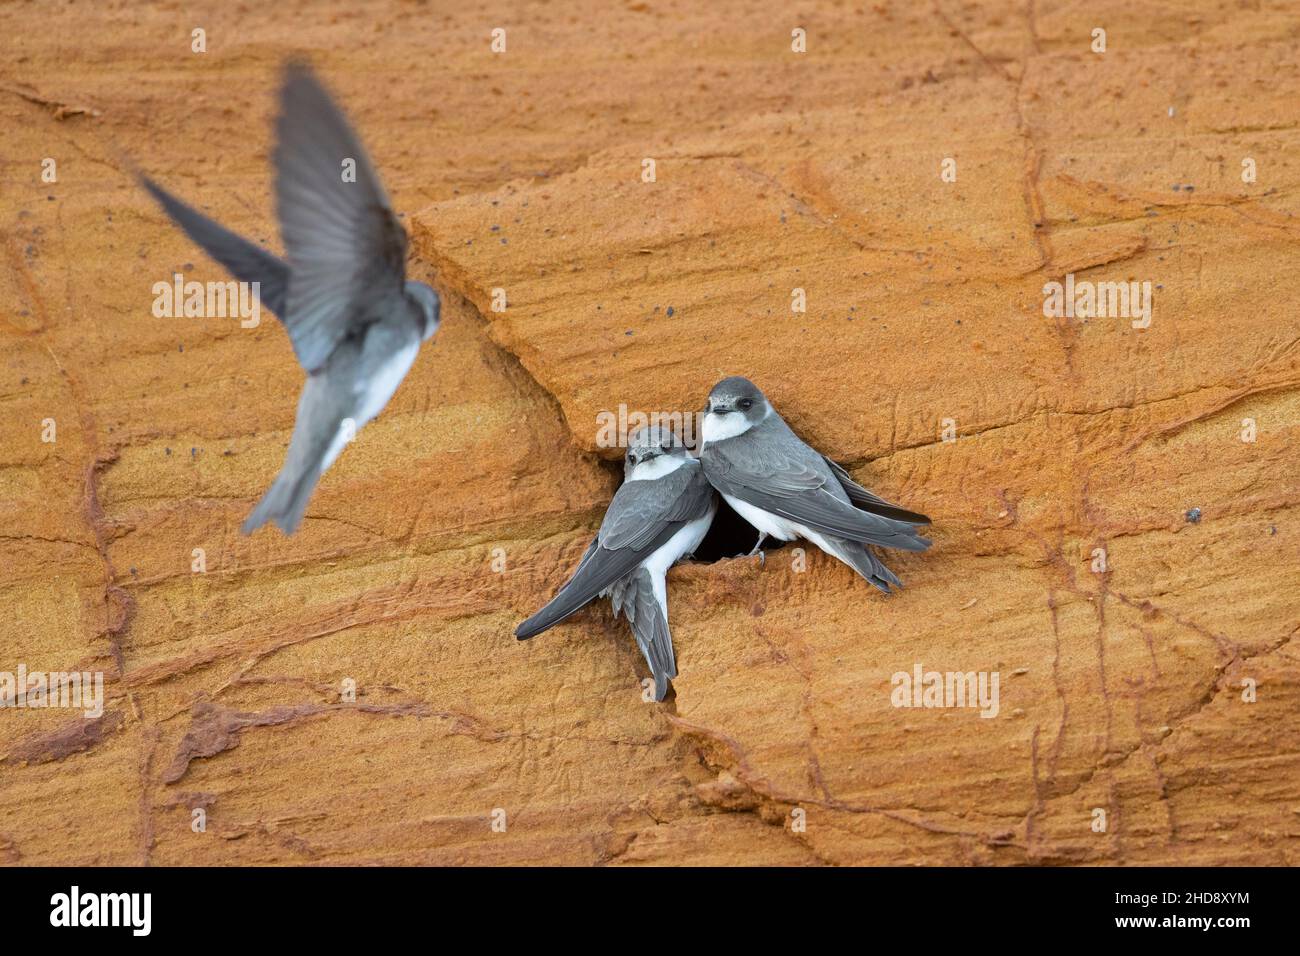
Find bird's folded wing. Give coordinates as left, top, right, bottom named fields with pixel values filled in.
left=275, top=61, right=408, bottom=373
left=823, top=456, right=930, bottom=525
left=704, top=437, right=930, bottom=550
left=514, top=536, right=654, bottom=639
left=515, top=465, right=714, bottom=639
left=598, top=464, right=714, bottom=550
left=138, top=175, right=290, bottom=320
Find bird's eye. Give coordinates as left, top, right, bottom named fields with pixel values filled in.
left=738, top=399, right=753, bottom=410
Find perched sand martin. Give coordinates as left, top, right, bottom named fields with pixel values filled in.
left=139, top=61, right=440, bottom=534
left=699, top=376, right=930, bottom=592
left=516, top=425, right=718, bottom=700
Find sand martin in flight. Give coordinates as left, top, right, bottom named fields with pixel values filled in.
left=516, top=424, right=718, bottom=700
left=139, top=61, right=440, bottom=534
left=699, top=376, right=930, bottom=592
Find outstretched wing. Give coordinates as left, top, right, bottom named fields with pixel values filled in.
left=274, top=61, right=408, bottom=372
left=703, top=420, right=930, bottom=551
left=138, top=175, right=289, bottom=320
left=515, top=463, right=714, bottom=639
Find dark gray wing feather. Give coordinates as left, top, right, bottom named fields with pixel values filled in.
left=703, top=418, right=930, bottom=551
left=515, top=463, right=714, bottom=640
left=138, top=175, right=289, bottom=320
left=275, top=62, right=408, bottom=372
left=824, top=457, right=930, bottom=524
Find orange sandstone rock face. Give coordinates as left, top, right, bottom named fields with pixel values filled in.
left=1, top=1, right=1297, bottom=865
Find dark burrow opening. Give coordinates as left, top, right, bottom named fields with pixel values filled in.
left=691, top=496, right=788, bottom=563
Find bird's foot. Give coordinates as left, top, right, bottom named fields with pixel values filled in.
left=746, top=534, right=768, bottom=558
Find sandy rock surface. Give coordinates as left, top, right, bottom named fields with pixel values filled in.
left=1, top=0, right=1297, bottom=865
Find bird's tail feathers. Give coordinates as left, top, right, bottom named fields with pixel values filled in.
left=611, top=568, right=677, bottom=701
left=241, top=463, right=322, bottom=536
left=829, top=536, right=905, bottom=595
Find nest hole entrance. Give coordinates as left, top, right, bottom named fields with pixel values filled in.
left=691, top=497, right=788, bottom=563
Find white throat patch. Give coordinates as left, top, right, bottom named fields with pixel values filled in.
left=701, top=407, right=765, bottom=448
left=628, top=453, right=688, bottom=482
